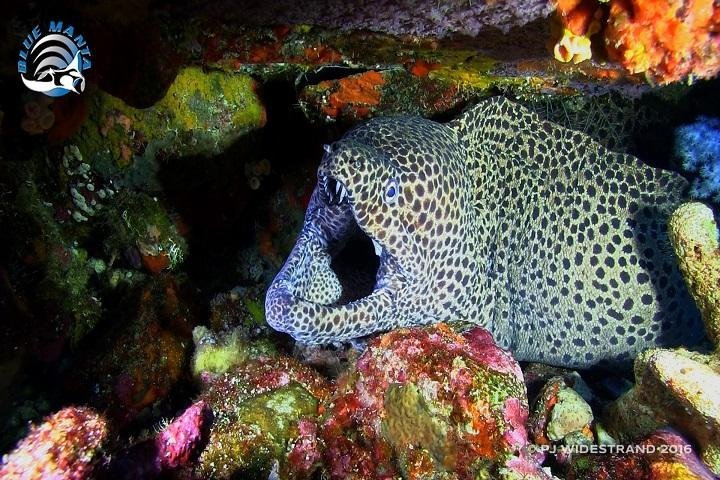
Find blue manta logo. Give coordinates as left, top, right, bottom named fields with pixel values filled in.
left=17, top=21, right=92, bottom=97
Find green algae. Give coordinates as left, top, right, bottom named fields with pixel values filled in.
left=243, top=297, right=266, bottom=326
left=157, top=67, right=264, bottom=153
left=470, top=363, right=526, bottom=419
left=198, top=382, right=318, bottom=478
left=192, top=325, right=277, bottom=376
left=426, top=50, right=499, bottom=90
left=71, top=67, right=264, bottom=191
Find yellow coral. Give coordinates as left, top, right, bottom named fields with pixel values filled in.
left=554, top=28, right=593, bottom=64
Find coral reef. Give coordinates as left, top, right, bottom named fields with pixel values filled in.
left=553, top=28, right=593, bottom=64
left=192, top=325, right=276, bottom=376
left=0, top=66, right=264, bottom=352
left=4, top=4, right=720, bottom=480
left=1, top=402, right=211, bottom=480
left=20, top=96, right=55, bottom=135
left=605, top=348, right=720, bottom=475
left=552, top=0, right=720, bottom=84
left=103, top=191, right=187, bottom=274
left=552, top=0, right=602, bottom=64
left=320, top=324, right=548, bottom=479
left=70, top=66, right=264, bottom=193
left=5, top=166, right=104, bottom=345
left=192, top=346, right=330, bottom=478
left=299, top=57, right=546, bottom=123
left=208, top=286, right=271, bottom=332
left=62, top=144, right=118, bottom=224
left=668, top=202, right=720, bottom=345
left=311, top=70, right=386, bottom=121
left=522, top=363, right=594, bottom=405
left=0, top=406, right=108, bottom=480
left=676, top=116, right=720, bottom=203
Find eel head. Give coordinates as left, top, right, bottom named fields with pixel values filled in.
left=265, top=128, right=433, bottom=344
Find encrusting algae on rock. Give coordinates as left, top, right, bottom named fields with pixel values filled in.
left=0, top=407, right=108, bottom=480
left=189, top=327, right=330, bottom=479
left=71, top=66, right=265, bottom=187
left=320, top=324, right=549, bottom=480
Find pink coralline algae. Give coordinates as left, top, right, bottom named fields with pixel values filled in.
left=0, top=406, right=108, bottom=480
left=104, top=401, right=213, bottom=479
left=287, top=418, right=323, bottom=474
left=320, top=323, right=549, bottom=479
left=156, top=401, right=213, bottom=470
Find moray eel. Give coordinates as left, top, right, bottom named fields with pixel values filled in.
left=265, top=97, right=703, bottom=368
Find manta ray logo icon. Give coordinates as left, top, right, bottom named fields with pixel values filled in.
left=17, top=21, right=92, bottom=97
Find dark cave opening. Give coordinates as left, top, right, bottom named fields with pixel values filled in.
left=155, top=76, right=343, bottom=296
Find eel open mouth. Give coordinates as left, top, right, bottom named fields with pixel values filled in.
left=321, top=174, right=380, bottom=305
left=265, top=173, right=405, bottom=343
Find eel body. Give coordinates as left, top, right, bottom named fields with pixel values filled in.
left=265, top=97, right=703, bottom=368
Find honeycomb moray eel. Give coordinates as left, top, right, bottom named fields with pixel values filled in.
left=265, top=96, right=704, bottom=369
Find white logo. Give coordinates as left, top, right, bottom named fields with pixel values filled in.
left=17, top=21, right=92, bottom=97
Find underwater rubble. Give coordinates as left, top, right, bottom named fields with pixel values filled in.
left=2, top=0, right=720, bottom=479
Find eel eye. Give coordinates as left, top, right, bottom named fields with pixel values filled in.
left=384, top=178, right=400, bottom=205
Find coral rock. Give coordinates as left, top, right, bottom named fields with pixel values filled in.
left=316, top=70, right=386, bottom=120
left=68, top=67, right=265, bottom=192
left=156, top=401, right=213, bottom=470
left=668, top=202, right=720, bottom=345
left=75, top=276, right=194, bottom=425
left=604, top=201, right=720, bottom=475
left=553, top=28, right=593, bottom=64
left=0, top=406, right=108, bottom=480
left=320, top=323, right=549, bottom=479
left=530, top=376, right=594, bottom=446
left=105, top=401, right=213, bottom=478
left=191, top=324, right=276, bottom=376
left=605, top=348, right=720, bottom=475
left=194, top=355, right=330, bottom=479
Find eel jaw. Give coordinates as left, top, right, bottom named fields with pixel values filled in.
left=265, top=176, right=407, bottom=344
left=323, top=175, right=349, bottom=206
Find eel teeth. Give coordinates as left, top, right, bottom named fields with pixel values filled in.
left=372, top=239, right=382, bottom=256
left=324, top=176, right=349, bottom=205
